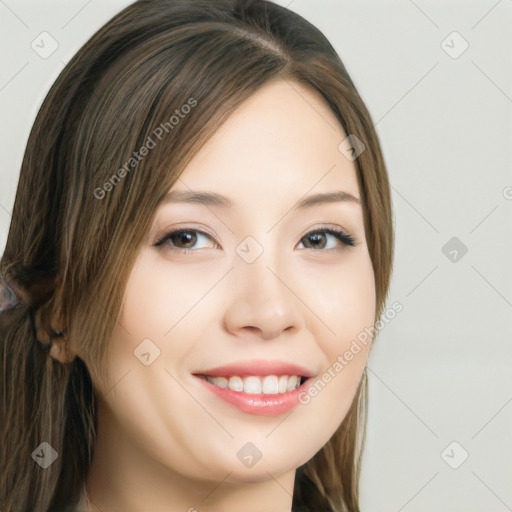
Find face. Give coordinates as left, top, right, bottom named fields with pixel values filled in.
left=89, top=79, right=376, bottom=485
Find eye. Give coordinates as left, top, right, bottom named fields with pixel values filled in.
left=154, top=226, right=357, bottom=254
left=297, top=228, right=356, bottom=250
left=154, top=229, right=218, bottom=253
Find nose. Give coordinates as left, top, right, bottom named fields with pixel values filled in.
left=223, top=250, right=303, bottom=341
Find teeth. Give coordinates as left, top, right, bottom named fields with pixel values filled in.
left=278, top=375, right=288, bottom=393
left=213, top=376, right=228, bottom=388
left=244, top=376, right=262, bottom=394
left=204, top=375, right=303, bottom=394
left=228, top=376, right=243, bottom=392
left=286, top=375, right=299, bottom=391
left=262, top=375, right=279, bottom=394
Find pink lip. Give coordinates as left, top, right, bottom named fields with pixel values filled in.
left=193, top=359, right=314, bottom=378
left=196, top=375, right=312, bottom=416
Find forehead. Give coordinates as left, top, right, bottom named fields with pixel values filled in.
left=169, top=79, right=360, bottom=206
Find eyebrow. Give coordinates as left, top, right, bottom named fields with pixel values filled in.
left=161, top=189, right=361, bottom=209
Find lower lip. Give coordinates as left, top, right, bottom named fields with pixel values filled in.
left=196, top=376, right=310, bottom=416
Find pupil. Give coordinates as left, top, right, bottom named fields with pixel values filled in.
left=308, top=233, right=325, bottom=248
left=176, top=231, right=195, bottom=247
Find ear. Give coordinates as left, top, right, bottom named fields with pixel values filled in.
left=48, top=333, right=75, bottom=364
left=34, top=296, right=76, bottom=364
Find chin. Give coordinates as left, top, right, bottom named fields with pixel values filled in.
left=223, top=464, right=294, bottom=484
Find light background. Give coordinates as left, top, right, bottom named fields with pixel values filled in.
left=1, top=1, right=511, bottom=511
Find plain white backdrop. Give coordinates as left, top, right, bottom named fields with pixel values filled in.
left=1, top=1, right=511, bottom=510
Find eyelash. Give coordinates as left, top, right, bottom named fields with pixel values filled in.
left=154, top=226, right=357, bottom=254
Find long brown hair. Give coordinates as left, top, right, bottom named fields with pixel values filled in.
left=0, top=1, right=393, bottom=510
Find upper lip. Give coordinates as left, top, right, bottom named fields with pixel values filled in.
left=193, top=360, right=315, bottom=378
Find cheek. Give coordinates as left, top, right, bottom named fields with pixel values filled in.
left=117, top=250, right=216, bottom=346
left=297, top=249, right=376, bottom=346
left=325, top=252, right=375, bottom=383
left=99, top=250, right=222, bottom=398
left=332, top=254, right=376, bottom=345
left=294, top=251, right=375, bottom=431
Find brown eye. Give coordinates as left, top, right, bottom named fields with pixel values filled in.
left=154, top=229, right=217, bottom=252
left=298, top=228, right=356, bottom=250
left=170, top=230, right=197, bottom=249
left=302, top=232, right=328, bottom=249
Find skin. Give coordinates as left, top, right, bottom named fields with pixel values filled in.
left=54, top=78, right=376, bottom=512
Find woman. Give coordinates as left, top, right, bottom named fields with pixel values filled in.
left=0, top=0, right=394, bottom=510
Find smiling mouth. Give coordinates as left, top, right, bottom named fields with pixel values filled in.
left=197, top=374, right=308, bottom=395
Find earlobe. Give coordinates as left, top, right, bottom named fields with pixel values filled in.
left=33, top=298, right=76, bottom=363
left=48, top=334, right=75, bottom=363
